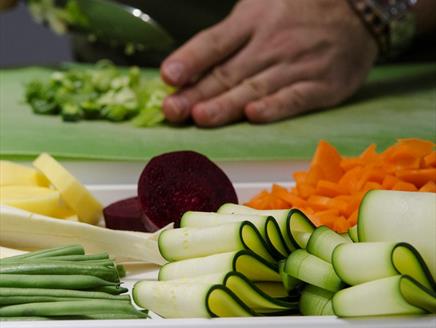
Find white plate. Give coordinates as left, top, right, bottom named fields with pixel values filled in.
left=2, top=183, right=435, bottom=328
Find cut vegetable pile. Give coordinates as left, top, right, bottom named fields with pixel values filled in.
left=133, top=190, right=435, bottom=318
left=1, top=144, right=435, bottom=321
left=104, top=150, right=238, bottom=232
left=0, top=245, right=147, bottom=320
left=246, top=138, right=436, bottom=233
left=1, top=154, right=102, bottom=224
left=0, top=154, right=165, bottom=264
left=24, top=60, right=172, bottom=127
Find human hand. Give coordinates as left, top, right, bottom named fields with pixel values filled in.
left=160, top=0, right=378, bottom=127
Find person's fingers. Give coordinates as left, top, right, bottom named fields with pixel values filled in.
left=162, top=96, right=192, bottom=123
left=245, top=82, right=340, bottom=123
left=162, top=41, right=273, bottom=123
left=190, top=64, right=311, bottom=127
left=160, top=16, right=252, bottom=87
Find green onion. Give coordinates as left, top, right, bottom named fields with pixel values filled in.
left=24, top=60, right=173, bottom=127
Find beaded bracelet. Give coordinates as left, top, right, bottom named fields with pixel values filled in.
left=347, top=0, right=417, bottom=59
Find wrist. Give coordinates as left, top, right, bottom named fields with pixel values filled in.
left=346, top=0, right=418, bottom=60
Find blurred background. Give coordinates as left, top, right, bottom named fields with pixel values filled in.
left=1, top=0, right=434, bottom=68
left=0, top=2, right=72, bottom=67
left=0, top=0, right=238, bottom=67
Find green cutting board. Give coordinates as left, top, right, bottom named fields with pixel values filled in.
left=0, top=64, right=435, bottom=161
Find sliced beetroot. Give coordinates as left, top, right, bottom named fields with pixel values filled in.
left=138, top=151, right=238, bottom=231
left=103, top=197, right=149, bottom=232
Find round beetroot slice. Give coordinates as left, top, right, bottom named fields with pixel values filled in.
left=138, top=151, right=238, bottom=230
left=103, top=197, right=149, bottom=232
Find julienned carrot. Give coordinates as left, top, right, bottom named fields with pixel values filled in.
left=310, top=140, right=344, bottom=182
left=391, top=181, right=418, bottom=192
left=245, top=138, right=436, bottom=233
left=424, top=152, right=436, bottom=167
left=395, top=168, right=436, bottom=188
left=420, top=181, right=436, bottom=192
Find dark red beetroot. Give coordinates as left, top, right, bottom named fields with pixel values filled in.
left=138, top=151, right=238, bottom=231
left=103, top=197, right=149, bottom=232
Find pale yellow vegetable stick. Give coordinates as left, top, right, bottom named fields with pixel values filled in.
left=0, top=205, right=165, bottom=265
left=0, top=186, right=65, bottom=217
left=33, top=153, right=102, bottom=225
left=0, top=160, right=49, bottom=187
left=0, top=245, right=27, bottom=259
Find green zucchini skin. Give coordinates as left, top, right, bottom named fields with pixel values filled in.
left=358, top=190, right=436, bottom=278
left=158, top=250, right=280, bottom=282
left=284, top=249, right=343, bottom=292
left=347, top=225, right=358, bottom=242
left=399, top=275, right=436, bottom=313
left=180, top=211, right=289, bottom=261
left=299, top=285, right=335, bottom=316
left=264, top=216, right=290, bottom=259
left=222, top=271, right=298, bottom=314
left=332, top=242, right=435, bottom=289
left=135, top=269, right=299, bottom=318
left=206, top=285, right=256, bottom=318
left=306, top=226, right=350, bottom=263
left=217, top=204, right=294, bottom=252
left=285, top=209, right=315, bottom=250
left=159, top=221, right=276, bottom=264
left=133, top=280, right=213, bottom=318
left=278, top=260, right=301, bottom=293
left=332, top=276, right=430, bottom=317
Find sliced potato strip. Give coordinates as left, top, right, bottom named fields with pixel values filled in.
left=33, top=153, right=102, bottom=225
left=0, top=186, right=68, bottom=218
left=0, top=161, right=49, bottom=187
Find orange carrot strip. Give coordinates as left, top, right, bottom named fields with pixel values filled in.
left=339, top=166, right=364, bottom=193
left=310, top=209, right=340, bottom=227
left=419, top=181, right=436, bottom=192
left=305, top=165, right=325, bottom=186
left=382, top=175, right=401, bottom=189
left=383, top=139, right=432, bottom=169
left=271, top=184, right=303, bottom=207
left=245, top=190, right=270, bottom=209
left=423, top=152, right=436, bottom=167
left=311, top=140, right=344, bottom=182
left=296, top=183, right=316, bottom=199
left=247, top=138, right=434, bottom=234
left=300, top=207, right=316, bottom=216
left=395, top=168, right=436, bottom=188
left=360, top=144, right=379, bottom=164
left=347, top=210, right=358, bottom=226
left=396, top=138, right=434, bottom=158
left=316, top=180, right=348, bottom=197
left=269, top=196, right=290, bottom=210
left=292, top=171, right=307, bottom=185
left=332, top=216, right=349, bottom=233
left=392, top=181, right=418, bottom=192
left=340, top=157, right=361, bottom=171
left=360, top=181, right=383, bottom=195
left=385, top=152, right=421, bottom=170
left=364, top=167, right=387, bottom=183
left=307, top=195, right=332, bottom=211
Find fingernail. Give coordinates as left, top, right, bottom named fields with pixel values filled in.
left=252, top=102, right=265, bottom=114
left=167, top=96, right=189, bottom=118
left=163, top=61, right=185, bottom=84
left=193, top=103, right=220, bottom=126
left=204, top=104, right=220, bottom=122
